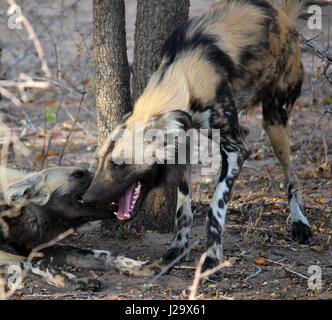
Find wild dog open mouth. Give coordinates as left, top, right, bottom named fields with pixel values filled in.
left=111, top=181, right=143, bottom=221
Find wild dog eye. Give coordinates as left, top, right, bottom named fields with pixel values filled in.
left=111, top=160, right=126, bottom=169
left=71, top=170, right=88, bottom=179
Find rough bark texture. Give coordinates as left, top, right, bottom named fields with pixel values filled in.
left=94, top=0, right=190, bottom=233
left=0, top=47, right=2, bottom=100
left=93, top=0, right=131, bottom=147
left=132, top=0, right=190, bottom=102
left=129, top=0, right=190, bottom=233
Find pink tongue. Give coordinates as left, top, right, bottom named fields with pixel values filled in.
left=117, top=183, right=136, bottom=220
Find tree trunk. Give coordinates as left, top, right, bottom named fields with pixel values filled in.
left=130, top=0, right=190, bottom=232
left=93, top=0, right=190, bottom=234
left=132, top=0, right=190, bottom=102
left=93, top=0, right=132, bottom=147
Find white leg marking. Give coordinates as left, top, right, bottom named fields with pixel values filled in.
left=206, top=151, right=240, bottom=264
left=290, top=195, right=309, bottom=226
left=171, top=191, right=192, bottom=251
left=209, top=151, right=239, bottom=234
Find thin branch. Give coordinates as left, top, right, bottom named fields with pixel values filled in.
left=3, top=0, right=80, bottom=78
left=288, top=103, right=332, bottom=190
left=135, top=241, right=199, bottom=298
left=58, top=92, right=86, bottom=165
left=0, top=228, right=75, bottom=299
left=301, top=32, right=332, bottom=63
left=244, top=265, right=262, bottom=283
left=263, top=257, right=309, bottom=280
left=188, top=253, right=232, bottom=300
left=6, top=0, right=51, bottom=78
left=26, top=228, right=75, bottom=264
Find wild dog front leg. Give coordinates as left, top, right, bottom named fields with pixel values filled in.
left=163, top=166, right=193, bottom=262
left=287, top=183, right=313, bottom=244
left=262, top=96, right=313, bottom=244
left=202, top=147, right=248, bottom=273
left=39, top=244, right=161, bottom=277
left=0, top=250, right=100, bottom=291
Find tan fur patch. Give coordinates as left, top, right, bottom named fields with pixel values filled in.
left=262, top=121, right=291, bottom=179
left=0, top=250, right=24, bottom=268
left=0, top=167, right=25, bottom=192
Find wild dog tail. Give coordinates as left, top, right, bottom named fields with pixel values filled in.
left=280, top=0, right=308, bottom=20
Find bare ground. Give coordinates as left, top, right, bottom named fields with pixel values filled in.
left=0, top=0, right=331, bottom=300
left=2, top=101, right=331, bottom=301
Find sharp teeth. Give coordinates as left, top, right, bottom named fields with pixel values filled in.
left=114, top=212, right=118, bottom=216
left=124, top=213, right=131, bottom=218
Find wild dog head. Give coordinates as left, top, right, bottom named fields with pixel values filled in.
left=0, top=166, right=115, bottom=249
left=83, top=110, right=192, bottom=221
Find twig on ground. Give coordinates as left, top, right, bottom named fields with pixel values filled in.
left=26, top=228, right=74, bottom=264
left=262, top=257, right=309, bottom=280
left=188, top=253, right=232, bottom=300
left=244, top=264, right=262, bottom=283
left=135, top=241, right=199, bottom=298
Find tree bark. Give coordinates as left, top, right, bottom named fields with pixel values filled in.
left=93, top=0, right=132, bottom=147
left=0, top=47, right=2, bottom=100
left=93, top=0, right=190, bottom=233
left=132, top=0, right=190, bottom=102
left=130, top=0, right=190, bottom=232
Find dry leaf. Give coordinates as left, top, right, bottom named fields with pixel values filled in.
left=310, top=246, right=323, bottom=254
left=254, top=257, right=266, bottom=266
left=33, top=149, right=45, bottom=164
left=317, top=162, right=331, bottom=177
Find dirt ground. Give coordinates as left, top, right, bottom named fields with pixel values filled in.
left=0, top=0, right=331, bottom=300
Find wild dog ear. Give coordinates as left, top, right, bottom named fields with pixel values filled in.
left=5, top=173, right=50, bottom=207
left=144, top=110, right=192, bottom=164
left=147, top=110, right=192, bottom=131
left=122, top=111, right=133, bottom=122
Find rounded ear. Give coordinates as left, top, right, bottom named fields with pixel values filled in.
left=146, top=110, right=192, bottom=131
left=144, top=110, right=192, bottom=164
left=168, top=110, right=192, bottom=131
left=5, top=173, right=50, bottom=207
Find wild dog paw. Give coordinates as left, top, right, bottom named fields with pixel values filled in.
left=140, top=260, right=163, bottom=277
left=162, top=247, right=185, bottom=263
left=123, top=260, right=163, bottom=277
left=69, top=277, right=101, bottom=291
left=201, top=256, right=220, bottom=274
left=291, top=221, right=313, bottom=244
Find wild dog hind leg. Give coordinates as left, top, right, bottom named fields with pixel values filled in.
left=163, top=165, right=193, bottom=262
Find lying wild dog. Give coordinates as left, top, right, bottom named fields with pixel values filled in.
left=0, top=166, right=160, bottom=291
left=83, top=0, right=313, bottom=272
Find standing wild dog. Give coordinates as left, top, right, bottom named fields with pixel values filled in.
left=83, top=0, right=312, bottom=272
left=0, top=166, right=159, bottom=290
